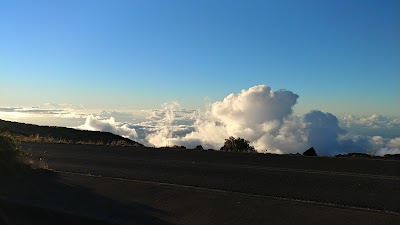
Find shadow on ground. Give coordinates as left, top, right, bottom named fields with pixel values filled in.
left=0, top=170, right=175, bottom=225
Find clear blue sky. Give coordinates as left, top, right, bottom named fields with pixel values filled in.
left=1, top=0, right=399, bottom=115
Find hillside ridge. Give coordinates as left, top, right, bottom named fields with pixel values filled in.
left=0, top=119, right=143, bottom=147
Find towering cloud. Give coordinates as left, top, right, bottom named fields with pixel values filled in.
left=145, top=85, right=307, bottom=153
left=303, top=111, right=344, bottom=155
left=211, top=85, right=298, bottom=128
left=144, top=85, right=302, bottom=151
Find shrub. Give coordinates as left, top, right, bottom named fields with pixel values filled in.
left=220, top=137, right=256, bottom=153
left=1, top=132, right=50, bottom=174
left=0, top=132, right=28, bottom=175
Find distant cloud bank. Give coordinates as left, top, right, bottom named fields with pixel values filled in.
left=1, top=85, right=399, bottom=156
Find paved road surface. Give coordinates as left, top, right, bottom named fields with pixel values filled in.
left=9, top=142, right=400, bottom=224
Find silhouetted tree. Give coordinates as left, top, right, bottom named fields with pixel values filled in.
left=220, top=137, right=256, bottom=153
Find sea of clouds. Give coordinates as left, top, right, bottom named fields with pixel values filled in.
left=77, top=85, right=400, bottom=156
left=1, top=85, right=399, bottom=156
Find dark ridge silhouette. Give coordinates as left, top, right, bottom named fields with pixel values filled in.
left=286, top=153, right=301, bottom=156
left=160, top=145, right=186, bottom=150
left=0, top=119, right=143, bottom=147
left=335, top=153, right=373, bottom=158
left=173, top=145, right=186, bottom=149
left=303, top=147, right=317, bottom=156
left=384, top=154, right=400, bottom=159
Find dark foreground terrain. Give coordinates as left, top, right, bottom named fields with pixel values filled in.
left=1, top=143, right=400, bottom=225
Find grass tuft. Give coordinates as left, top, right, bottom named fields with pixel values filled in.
left=0, top=132, right=49, bottom=176
left=12, top=133, right=137, bottom=147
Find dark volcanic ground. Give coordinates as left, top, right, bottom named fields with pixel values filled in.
left=2, top=142, right=400, bottom=225
left=22, top=143, right=400, bottom=213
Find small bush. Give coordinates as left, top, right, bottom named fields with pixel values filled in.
left=0, top=132, right=29, bottom=175
left=0, top=132, right=50, bottom=175
left=220, top=137, right=256, bottom=153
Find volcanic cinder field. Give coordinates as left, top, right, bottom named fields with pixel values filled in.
left=1, top=142, right=399, bottom=225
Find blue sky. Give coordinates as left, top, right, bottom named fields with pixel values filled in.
left=1, top=0, right=399, bottom=115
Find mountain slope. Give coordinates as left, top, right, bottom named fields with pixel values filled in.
left=0, top=119, right=143, bottom=147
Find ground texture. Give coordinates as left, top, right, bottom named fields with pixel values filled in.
left=0, top=143, right=399, bottom=225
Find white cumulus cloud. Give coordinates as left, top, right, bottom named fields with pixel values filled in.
left=79, top=115, right=139, bottom=141
left=142, top=85, right=399, bottom=156
left=146, top=85, right=312, bottom=154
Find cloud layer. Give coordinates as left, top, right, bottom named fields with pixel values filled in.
left=135, top=85, right=371, bottom=155
left=139, top=85, right=400, bottom=156
left=1, top=85, right=399, bottom=156
left=79, top=115, right=138, bottom=141
left=341, top=114, right=400, bottom=138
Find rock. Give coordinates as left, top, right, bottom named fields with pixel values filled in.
left=303, top=147, right=317, bottom=156
left=195, top=145, right=204, bottom=150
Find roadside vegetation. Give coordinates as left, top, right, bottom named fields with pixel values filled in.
left=0, top=132, right=30, bottom=176
left=13, top=134, right=137, bottom=147
left=0, top=132, right=51, bottom=176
